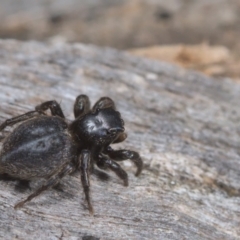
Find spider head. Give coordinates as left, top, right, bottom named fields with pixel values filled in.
left=71, top=108, right=125, bottom=147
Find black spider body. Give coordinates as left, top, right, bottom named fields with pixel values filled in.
left=1, top=116, right=77, bottom=179
left=71, top=108, right=124, bottom=148
left=0, top=95, right=142, bottom=213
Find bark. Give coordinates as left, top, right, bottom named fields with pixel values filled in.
left=0, top=40, right=239, bottom=240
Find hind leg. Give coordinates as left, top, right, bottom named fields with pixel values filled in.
left=0, top=111, right=41, bottom=131
left=14, top=163, right=74, bottom=209
left=35, top=100, right=65, bottom=118
left=74, top=95, right=91, bottom=118
left=0, top=100, right=65, bottom=132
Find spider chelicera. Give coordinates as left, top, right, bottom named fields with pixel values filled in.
left=0, top=95, right=143, bottom=213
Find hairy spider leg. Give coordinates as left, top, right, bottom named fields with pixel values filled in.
left=35, top=100, right=65, bottom=118
left=92, top=97, right=127, bottom=143
left=74, top=95, right=91, bottom=118
left=105, top=147, right=143, bottom=176
left=0, top=100, right=65, bottom=132
left=79, top=150, right=93, bottom=214
left=0, top=111, right=40, bottom=131
left=96, top=154, right=128, bottom=186
left=92, top=97, right=116, bottom=112
left=14, top=163, right=74, bottom=209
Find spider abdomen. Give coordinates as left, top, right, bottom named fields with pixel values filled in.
left=0, top=116, right=77, bottom=179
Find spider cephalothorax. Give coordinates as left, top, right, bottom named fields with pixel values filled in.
left=71, top=107, right=125, bottom=147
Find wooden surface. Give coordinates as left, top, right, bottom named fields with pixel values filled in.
left=0, top=40, right=240, bottom=240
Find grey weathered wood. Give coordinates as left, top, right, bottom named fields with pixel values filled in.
left=0, top=40, right=239, bottom=240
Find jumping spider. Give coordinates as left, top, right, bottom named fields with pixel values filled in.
left=0, top=95, right=143, bottom=213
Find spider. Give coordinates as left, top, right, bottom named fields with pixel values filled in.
left=0, top=95, right=142, bottom=214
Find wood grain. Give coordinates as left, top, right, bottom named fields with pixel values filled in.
left=0, top=40, right=239, bottom=240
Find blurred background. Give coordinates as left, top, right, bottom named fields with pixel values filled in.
left=1, top=0, right=240, bottom=80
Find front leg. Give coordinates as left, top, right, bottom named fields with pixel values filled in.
left=92, top=97, right=116, bottom=112
left=14, top=163, right=74, bottom=209
left=79, top=150, right=93, bottom=214
left=35, top=100, right=65, bottom=118
left=74, top=94, right=91, bottom=118
left=96, top=154, right=128, bottom=186
left=105, top=147, right=143, bottom=176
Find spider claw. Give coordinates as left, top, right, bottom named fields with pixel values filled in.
left=14, top=200, right=25, bottom=209
left=135, top=166, right=142, bottom=177
left=88, top=204, right=94, bottom=215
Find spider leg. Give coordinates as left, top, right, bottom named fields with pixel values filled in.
left=96, top=154, right=128, bottom=186
left=0, top=111, right=41, bottom=131
left=92, top=97, right=126, bottom=143
left=105, top=147, right=143, bottom=176
left=35, top=100, right=65, bottom=118
left=0, top=100, right=65, bottom=131
left=14, top=163, right=74, bottom=209
left=79, top=150, right=93, bottom=214
left=74, top=94, right=91, bottom=118
left=112, top=132, right=128, bottom=144
left=92, top=97, right=116, bottom=112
